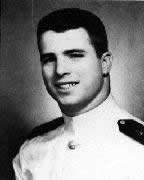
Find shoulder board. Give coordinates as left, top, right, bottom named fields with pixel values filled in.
left=27, top=117, right=64, bottom=140
left=118, top=119, right=144, bottom=145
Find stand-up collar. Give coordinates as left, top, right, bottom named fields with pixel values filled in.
left=62, top=94, right=119, bottom=139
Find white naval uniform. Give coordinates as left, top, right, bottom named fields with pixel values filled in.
left=13, top=94, right=144, bottom=180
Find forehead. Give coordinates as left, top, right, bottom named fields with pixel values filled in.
left=40, top=28, right=92, bottom=52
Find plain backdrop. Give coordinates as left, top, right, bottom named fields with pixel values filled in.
left=1, top=0, right=144, bottom=179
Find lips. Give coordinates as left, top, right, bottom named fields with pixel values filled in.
left=55, top=81, right=79, bottom=90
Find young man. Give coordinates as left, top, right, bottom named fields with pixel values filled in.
left=13, top=8, right=144, bottom=180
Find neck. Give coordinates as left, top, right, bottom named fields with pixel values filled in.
left=60, top=77, right=110, bottom=117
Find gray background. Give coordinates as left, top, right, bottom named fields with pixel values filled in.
left=1, top=0, right=144, bottom=179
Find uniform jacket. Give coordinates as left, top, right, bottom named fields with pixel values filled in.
left=13, top=94, right=144, bottom=180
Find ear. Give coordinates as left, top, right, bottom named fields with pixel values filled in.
left=101, top=52, right=113, bottom=75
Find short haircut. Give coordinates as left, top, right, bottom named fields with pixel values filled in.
left=37, top=8, right=108, bottom=58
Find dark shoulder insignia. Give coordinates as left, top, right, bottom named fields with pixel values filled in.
left=27, top=117, right=64, bottom=140
left=118, top=119, right=144, bottom=145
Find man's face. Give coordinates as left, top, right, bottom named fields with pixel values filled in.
left=39, top=28, right=104, bottom=111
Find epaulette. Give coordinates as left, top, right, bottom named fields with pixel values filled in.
left=27, top=117, right=64, bottom=140
left=118, top=119, right=144, bottom=145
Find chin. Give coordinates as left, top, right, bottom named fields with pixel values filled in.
left=57, top=96, right=78, bottom=106
left=57, top=96, right=91, bottom=110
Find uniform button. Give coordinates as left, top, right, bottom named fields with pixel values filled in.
left=119, top=120, right=125, bottom=125
left=68, top=140, right=76, bottom=150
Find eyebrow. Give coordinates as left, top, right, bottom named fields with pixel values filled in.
left=63, top=49, right=86, bottom=55
left=40, top=49, right=86, bottom=59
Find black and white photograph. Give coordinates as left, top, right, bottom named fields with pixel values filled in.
left=1, top=1, right=144, bottom=179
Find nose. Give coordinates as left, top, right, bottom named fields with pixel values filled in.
left=56, top=56, right=70, bottom=76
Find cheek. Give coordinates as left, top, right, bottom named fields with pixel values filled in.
left=77, top=54, right=102, bottom=72
left=78, top=60, right=102, bottom=80
left=79, top=64, right=103, bottom=92
left=42, top=66, right=55, bottom=80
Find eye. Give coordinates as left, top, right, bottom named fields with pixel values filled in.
left=41, top=54, right=56, bottom=64
left=68, top=53, right=85, bottom=58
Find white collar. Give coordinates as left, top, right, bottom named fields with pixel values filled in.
left=62, top=94, right=118, bottom=138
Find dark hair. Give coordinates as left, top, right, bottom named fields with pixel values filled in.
left=37, top=8, right=108, bottom=58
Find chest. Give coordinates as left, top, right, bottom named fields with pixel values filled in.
left=33, top=134, right=144, bottom=180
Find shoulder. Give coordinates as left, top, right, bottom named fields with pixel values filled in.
left=108, top=95, right=142, bottom=121
left=27, top=116, right=64, bottom=140
left=115, top=104, right=144, bottom=145
left=117, top=118, right=144, bottom=146
left=15, top=117, right=64, bottom=157
left=20, top=116, right=65, bottom=153
left=13, top=117, right=65, bottom=175
left=108, top=95, right=144, bottom=145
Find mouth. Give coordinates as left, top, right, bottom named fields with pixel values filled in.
left=55, top=81, right=79, bottom=91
